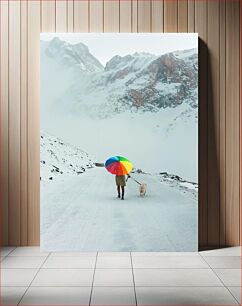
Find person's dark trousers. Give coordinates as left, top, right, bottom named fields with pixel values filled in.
left=117, top=186, right=125, bottom=199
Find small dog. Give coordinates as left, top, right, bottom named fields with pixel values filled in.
left=139, top=183, right=147, bottom=197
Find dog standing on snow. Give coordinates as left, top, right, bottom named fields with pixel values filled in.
left=139, top=183, right=147, bottom=197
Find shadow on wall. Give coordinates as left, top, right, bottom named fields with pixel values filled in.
left=198, top=38, right=221, bottom=251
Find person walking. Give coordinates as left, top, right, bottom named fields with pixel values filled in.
left=116, top=175, right=128, bottom=200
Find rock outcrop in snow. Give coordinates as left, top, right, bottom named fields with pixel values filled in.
left=131, top=169, right=198, bottom=201
left=40, top=131, right=94, bottom=182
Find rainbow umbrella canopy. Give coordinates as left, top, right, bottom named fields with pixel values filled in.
left=105, top=156, right=133, bottom=176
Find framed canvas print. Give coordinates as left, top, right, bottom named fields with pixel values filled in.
left=40, top=33, right=198, bottom=251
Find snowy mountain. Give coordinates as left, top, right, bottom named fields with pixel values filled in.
left=41, top=38, right=198, bottom=119
left=40, top=131, right=94, bottom=182
left=40, top=37, right=198, bottom=182
left=41, top=37, right=103, bottom=73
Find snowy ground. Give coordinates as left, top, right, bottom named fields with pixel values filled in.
left=41, top=167, right=198, bottom=252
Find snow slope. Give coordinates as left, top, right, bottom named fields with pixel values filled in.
left=40, top=131, right=94, bottom=182
left=40, top=132, right=197, bottom=251
left=41, top=167, right=198, bottom=252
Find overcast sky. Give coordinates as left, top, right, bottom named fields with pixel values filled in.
left=40, top=33, right=198, bottom=66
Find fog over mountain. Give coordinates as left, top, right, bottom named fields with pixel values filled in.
left=41, top=37, right=198, bottom=118
left=41, top=37, right=198, bottom=182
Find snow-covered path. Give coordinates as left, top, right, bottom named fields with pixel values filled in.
left=41, top=168, right=197, bottom=251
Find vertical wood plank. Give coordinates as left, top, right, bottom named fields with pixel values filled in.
left=104, top=0, right=119, bottom=32
left=178, top=0, right=188, bottom=32
left=219, top=0, right=226, bottom=247
left=20, top=0, right=28, bottom=246
left=41, top=0, right=56, bottom=32
left=8, top=0, right=21, bottom=246
left=151, top=0, right=164, bottom=32
left=74, top=0, right=89, bottom=32
left=0, top=0, right=9, bottom=245
left=120, top=0, right=132, bottom=32
left=28, top=0, right=40, bottom=246
left=225, top=0, right=240, bottom=246
left=240, top=0, right=242, bottom=248
left=132, top=0, right=138, bottom=32
left=207, top=0, right=220, bottom=246
left=188, top=0, right=195, bottom=33
left=56, top=0, right=67, bottom=32
left=195, top=0, right=208, bottom=248
left=67, top=0, right=74, bottom=32
left=138, top=0, right=151, bottom=32
left=90, top=0, right=103, bottom=32
left=164, top=0, right=178, bottom=32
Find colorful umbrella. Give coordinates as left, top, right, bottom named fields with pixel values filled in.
left=105, top=156, right=133, bottom=175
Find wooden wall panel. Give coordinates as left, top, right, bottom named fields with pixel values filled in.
left=178, top=0, right=188, bottom=32
left=0, top=0, right=241, bottom=248
left=138, top=0, right=151, bottom=32
left=104, top=0, right=119, bottom=32
left=56, top=0, right=67, bottom=32
left=225, top=0, right=240, bottom=246
left=132, top=0, right=138, bottom=32
left=120, top=0, right=132, bottom=32
left=219, top=0, right=226, bottom=246
left=8, top=0, right=21, bottom=245
left=151, top=0, right=164, bottom=32
left=74, top=0, right=88, bottom=32
left=207, top=0, right=220, bottom=246
left=188, top=0, right=195, bottom=33
left=0, top=0, right=9, bottom=245
left=195, top=0, right=208, bottom=247
left=20, top=0, right=28, bottom=245
left=27, top=1, right=40, bottom=245
left=41, top=0, right=56, bottom=32
left=164, top=0, right=178, bottom=32
left=90, top=0, right=103, bottom=32
left=67, top=0, right=74, bottom=32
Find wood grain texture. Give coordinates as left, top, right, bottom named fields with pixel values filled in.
left=90, top=0, right=103, bottom=32
left=225, top=0, right=240, bottom=246
left=74, top=0, right=88, bottom=32
left=132, top=0, right=138, bottom=32
left=104, top=0, right=119, bottom=32
left=207, top=0, right=220, bottom=246
left=0, top=0, right=9, bottom=245
left=0, top=0, right=241, bottom=247
left=27, top=0, right=40, bottom=245
left=151, top=0, right=164, bottom=32
left=178, top=0, right=188, bottom=32
left=120, top=0, right=132, bottom=32
left=188, top=0, right=195, bottom=33
left=56, top=0, right=67, bottom=32
left=67, top=0, right=74, bottom=32
left=138, top=0, right=151, bottom=32
left=195, top=0, right=208, bottom=247
left=240, top=0, right=242, bottom=248
left=8, top=0, right=21, bottom=245
left=20, top=0, right=28, bottom=245
left=219, top=0, right=226, bottom=246
left=41, top=0, right=56, bottom=32
left=164, top=0, right=178, bottom=32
